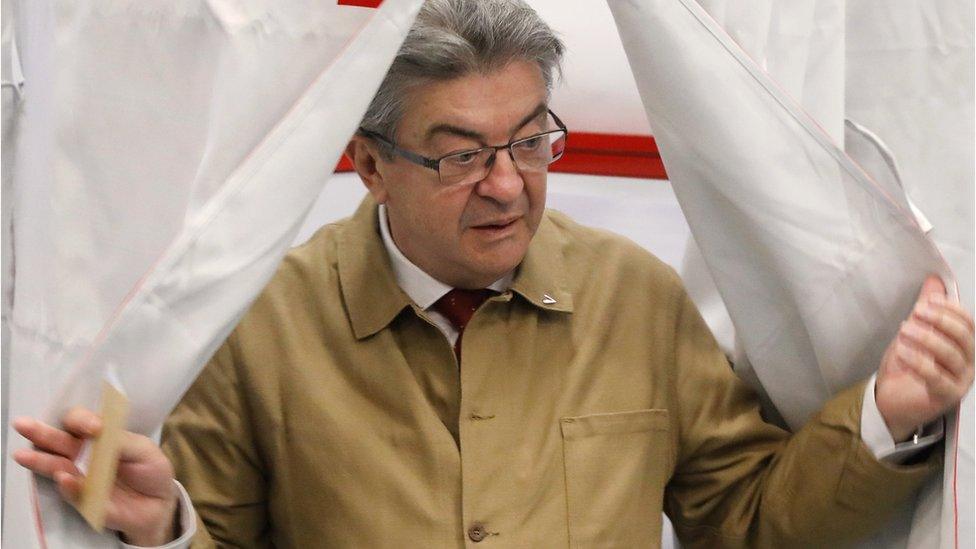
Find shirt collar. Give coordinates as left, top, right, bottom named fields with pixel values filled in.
left=378, top=204, right=512, bottom=309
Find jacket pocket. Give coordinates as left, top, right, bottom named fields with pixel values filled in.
left=560, top=409, right=670, bottom=548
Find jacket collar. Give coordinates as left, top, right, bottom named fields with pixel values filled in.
left=338, top=196, right=573, bottom=340
left=509, top=213, right=574, bottom=314
left=338, top=197, right=414, bottom=340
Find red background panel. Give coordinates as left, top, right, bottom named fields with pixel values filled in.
left=553, top=132, right=666, bottom=179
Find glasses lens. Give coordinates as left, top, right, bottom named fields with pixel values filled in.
left=438, top=148, right=493, bottom=186
left=512, top=130, right=567, bottom=171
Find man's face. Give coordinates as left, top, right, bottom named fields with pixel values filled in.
left=368, top=60, right=550, bottom=289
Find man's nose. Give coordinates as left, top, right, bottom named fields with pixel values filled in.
left=475, top=148, right=524, bottom=203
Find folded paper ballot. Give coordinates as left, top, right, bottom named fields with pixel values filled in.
left=76, top=383, right=130, bottom=533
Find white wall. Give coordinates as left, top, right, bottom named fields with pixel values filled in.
left=532, top=0, right=653, bottom=135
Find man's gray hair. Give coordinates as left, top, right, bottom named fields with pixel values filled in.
left=360, top=0, right=565, bottom=142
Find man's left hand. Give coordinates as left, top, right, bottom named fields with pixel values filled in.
left=876, top=275, right=975, bottom=442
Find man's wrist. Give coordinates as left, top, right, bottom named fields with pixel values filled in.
left=118, top=481, right=197, bottom=549
left=118, top=491, right=180, bottom=546
left=873, top=377, right=924, bottom=442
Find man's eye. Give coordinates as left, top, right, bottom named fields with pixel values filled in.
left=447, top=151, right=481, bottom=166
left=515, top=136, right=544, bottom=151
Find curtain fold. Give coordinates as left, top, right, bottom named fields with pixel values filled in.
left=608, top=0, right=960, bottom=546
left=2, top=1, right=423, bottom=546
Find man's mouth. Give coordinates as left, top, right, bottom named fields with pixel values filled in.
left=472, top=216, right=522, bottom=235
left=473, top=216, right=520, bottom=230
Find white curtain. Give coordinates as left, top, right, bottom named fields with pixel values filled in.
left=608, top=1, right=968, bottom=547
left=678, top=0, right=846, bottom=429
left=1, top=1, right=423, bottom=546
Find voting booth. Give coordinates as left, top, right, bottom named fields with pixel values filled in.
left=1, top=1, right=971, bottom=547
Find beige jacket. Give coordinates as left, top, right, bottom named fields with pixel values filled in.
left=163, top=196, right=938, bottom=548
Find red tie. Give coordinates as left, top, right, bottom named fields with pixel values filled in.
left=432, top=288, right=496, bottom=359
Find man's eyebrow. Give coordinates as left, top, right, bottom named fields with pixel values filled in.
left=511, top=103, right=549, bottom=134
left=424, top=123, right=485, bottom=144
left=423, top=103, right=549, bottom=145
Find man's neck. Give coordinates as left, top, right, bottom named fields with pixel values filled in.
left=377, top=204, right=512, bottom=308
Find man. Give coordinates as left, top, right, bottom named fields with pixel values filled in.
left=13, top=0, right=975, bottom=547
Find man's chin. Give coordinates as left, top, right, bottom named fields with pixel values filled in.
left=455, top=231, right=530, bottom=284
left=465, top=254, right=525, bottom=286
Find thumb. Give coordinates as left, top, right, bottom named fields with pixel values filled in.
left=918, top=274, right=947, bottom=301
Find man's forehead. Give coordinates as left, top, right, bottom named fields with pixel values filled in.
left=396, top=60, right=550, bottom=144
left=422, top=102, right=549, bottom=144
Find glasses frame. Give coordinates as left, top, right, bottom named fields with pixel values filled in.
left=359, top=108, right=568, bottom=186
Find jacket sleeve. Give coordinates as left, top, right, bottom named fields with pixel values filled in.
left=161, top=338, right=272, bottom=548
left=664, top=286, right=941, bottom=548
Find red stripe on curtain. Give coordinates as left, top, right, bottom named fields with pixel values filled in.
left=338, top=0, right=383, bottom=7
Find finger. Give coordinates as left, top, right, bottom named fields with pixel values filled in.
left=914, top=299, right=975, bottom=365
left=12, top=417, right=85, bottom=459
left=896, top=341, right=960, bottom=401
left=12, top=448, right=82, bottom=479
left=61, top=407, right=102, bottom=439
left=114, top=433, right=176, bottom=499
left=900, top=320, right=969, bottom=380
left=926, top=290, right=976, bottom=329
left=924, top=292, right=975, bottom=331
left=917, top=275, right=947, bottom=302
left=118, top=432, right=164, bottom=464
left=54, top=471, right=83, bottom=505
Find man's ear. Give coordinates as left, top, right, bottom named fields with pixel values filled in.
left=346, top=136, right=390, bottom=204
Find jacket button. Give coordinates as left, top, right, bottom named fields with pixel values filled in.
left=467, top=524, right=488, bottom=542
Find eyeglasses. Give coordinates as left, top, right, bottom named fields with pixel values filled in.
left=359, top=109, right=568, bottom=187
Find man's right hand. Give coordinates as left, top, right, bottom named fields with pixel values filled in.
left=13, top=408, right=180, bottom=546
